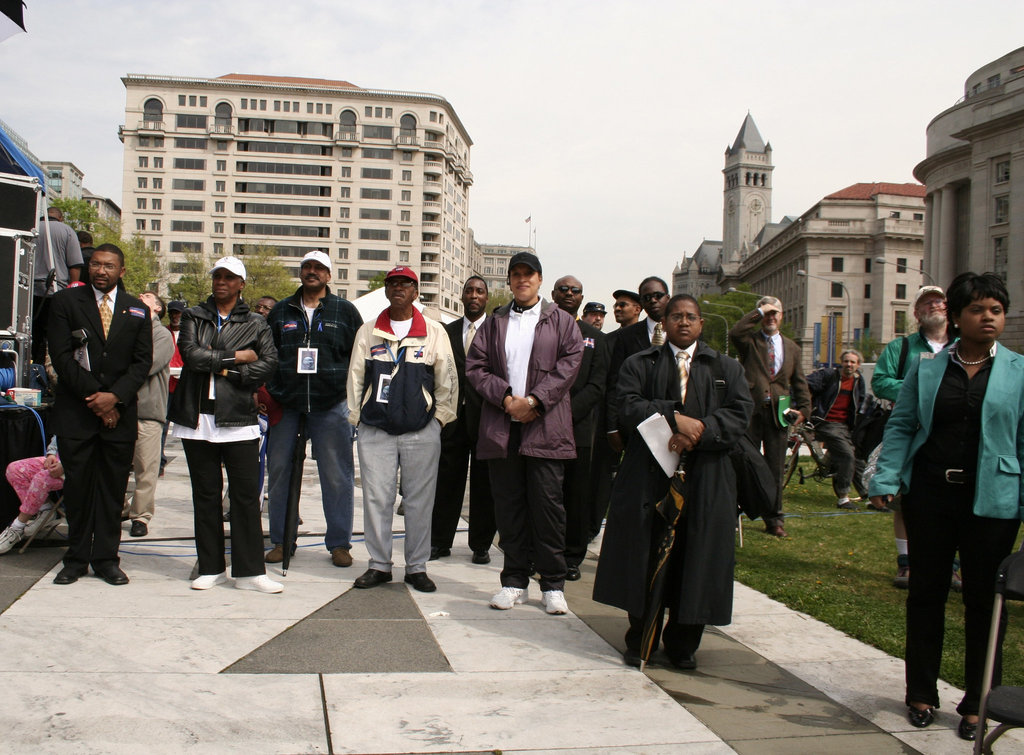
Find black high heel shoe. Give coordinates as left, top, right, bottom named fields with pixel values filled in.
left=957, top=717, right=978, bottom=741
left=907, top=705, right=935, bottom=728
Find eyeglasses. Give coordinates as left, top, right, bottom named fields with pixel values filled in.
left=88, top=261, right=119, bottom=272
left=556, top=285, right=582, bottom=295
left=667, top=313, right=701, bottom=324
left=641, top=291, right=667, bottom=303
left=385, top=278, right=414, bottom=288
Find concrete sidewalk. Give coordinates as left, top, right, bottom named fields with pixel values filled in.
left=1, top=436, right=1017, bottom=754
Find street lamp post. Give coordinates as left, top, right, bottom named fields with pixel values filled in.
left=873, top=256, right=937, bottom=285
left=797, top=269, right=852, bottom=351
left=727, top=287, right=770, bottom=300
left=700, top=310, right=729, bottom=356
left=702, top=300, right=744, bottom=317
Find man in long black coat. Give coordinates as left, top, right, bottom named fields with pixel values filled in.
left=593, top=295, right=752, bottom=669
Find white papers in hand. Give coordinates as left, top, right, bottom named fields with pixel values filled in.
left=637, top=412, right=679, bottom=478
left=73, top=346, right=90, bottom=371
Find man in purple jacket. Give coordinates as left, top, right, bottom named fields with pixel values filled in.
left=466, top=252, right=583, bottom=615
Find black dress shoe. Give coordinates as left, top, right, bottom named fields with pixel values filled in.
left=54, top=566, right=86, bottom=585
left=907, top=705, right=935, bottom=728
left=130, top=520, right=148, bottom=537
left=957, top=717, right=978, bottom=741
left=471, top=550, right=491, bottom=564
left=429, top=546, right=450, bottom=561
left=623, top=648, right=642, bottom=668
left=667, top=653, right=697, bottom=670
left=94, top=565, right=129, bottom=586
left=353, top=569, right=393, bottom=589
left=404, top=572, right=437, bottom=592
left=565, top=564, right=581, bottom=581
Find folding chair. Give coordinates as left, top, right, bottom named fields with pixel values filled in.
left=975, top=549, right=1024, bottom=754
left=17, top=491, right=65, bottom=553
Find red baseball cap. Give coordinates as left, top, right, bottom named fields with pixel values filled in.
left=385, top=266, right=418, bottom=284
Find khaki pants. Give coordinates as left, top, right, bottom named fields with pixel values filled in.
left=128, top=419, right=163, bottom=522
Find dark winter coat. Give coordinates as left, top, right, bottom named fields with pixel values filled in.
left=592, top=340, right=753, bottom=624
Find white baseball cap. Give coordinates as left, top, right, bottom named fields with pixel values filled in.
left=913, top=285, right=944, bottom=307
left=210, top=256, right=247, bottom=280
left=300, top=250, right=331, bottom=269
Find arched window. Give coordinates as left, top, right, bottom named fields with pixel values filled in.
left=215, top=102, right=232, bottom=128
left=761, top=173, right=767, bottom=186
left=144, top=98, right=163, bottom=123
left=340, top=110, right=356, bottom=127
left=745, top=172, right=751, bottom=185
left=400, top=114, right=416, bottom=132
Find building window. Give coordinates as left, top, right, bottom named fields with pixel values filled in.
left=337, top=248, right=348, bottom=260
left=995, top=160, right=1010, bottom=184
left=175, top=114, right=208, bottom=129
left=830, top=282, right=843, bottom=298
left=143, top=98, right=163, bottom=123
left=864, top=284, right=871, bottom=299
left=364, top=106, right=372, bottom=117
left=214, top=222, right=224, bottom=234
left=360, top=187, right=390, bottom=200
left=896, top=257, right=908, bottom=273
left=400, top=231, right=410, bottom=242
left=151, top=219, right=161, bottom=231
left=399, top=250, right=409, bottom=262
left=863, top=313, right=871, bottom=332
left=400, top=210, right=411, bottom=221
left=338, top=207, right=350, bottom=219
left=178, top=95, right=185, bottom=106
left=994, top=236, right=1008, bottom=281
left=216, top=160, right=226, bottom=171
left=913, top=212, right=924, bottom=221
left=361, top=167, right=392, bottom=180
left=149, top=241, right=160, bottom=252
left=894, top=310, right=908, bottom=335
left=214, top=201, right=224, bottom=212
left=139, top=156, right=149, bottom=168
left=136, top=219, right=146, bottom=231
left=359, top=229, right=390, bottom=241
left=137, top=198, right=147, bottom=210
left=340, top=187, right=351, bottom=198
left=213, top=243, right=223, bottom=254
left=896, top=284, right=907, bottom=300
left=401, top=190, right=412, bottom=202
left=171, top=220, right=204, bottom=232
left=362, top=125, right=393, bottom=139
left=830, top=257, right=843, bottom=273
left=216, top=181, right=226, bottom=192
left=172, top=199, right=204, bottom=211
left=138, top=177, right=148, bottom=189
left=172, top=178, right=205, bottom=191
left=338, top=228, right=349, bottom=239
left=174, top=158, right=206, bottom=170
left=401, top=170, right=412, bottom=181
left=358, top=249, right=390, bottom=261
left=994, top=195, right=1009, bottom=224
left=864, top=258, right=872, bottom=273
left=359, top=208, right=391, bottom=220
left=153, top=177, right=162, bottom=189
left=152, top=198, right=161, bottom=210
left=341, top=167, right=351, bottom=178
left=139, top=136, right=150, bottom=147
left=153, top=157, right=163, bottom=168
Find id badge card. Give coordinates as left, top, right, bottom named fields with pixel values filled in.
left=297, top=347, right=319, bottom=374
left=376, top=373, right=392, bottom=403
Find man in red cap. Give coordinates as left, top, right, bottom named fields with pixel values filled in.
left=347, top=266, right=457, bottom=593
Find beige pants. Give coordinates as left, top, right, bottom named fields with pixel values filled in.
left=128, top=419, right=163, bottom=522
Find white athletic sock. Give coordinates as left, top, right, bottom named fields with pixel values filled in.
left=895, top=538, right=908, bottom=557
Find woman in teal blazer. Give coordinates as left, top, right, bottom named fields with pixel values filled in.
left=869, top=272, right=1023, bottom=742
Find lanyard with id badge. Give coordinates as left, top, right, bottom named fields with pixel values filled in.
left=377, top=343, right=405, bottom=403
left=297, top=306, right=322, bottom=374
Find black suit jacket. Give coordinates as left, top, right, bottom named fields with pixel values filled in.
left=444, top=316, right=485, bottom=441
left=570, top=320, right=609, bottom=447
left=606, top=319, right=652, bottom=433
left=48, top=285, right=153, bottom=441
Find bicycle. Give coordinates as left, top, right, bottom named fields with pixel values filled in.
left=782, top=422, right=833, bottom=489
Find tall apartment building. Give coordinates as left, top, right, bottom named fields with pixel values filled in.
left=41, top=161, right=84, bottom=201
left=914, top=46, right=1024, bottom=347
left=118, top=73, right=473, bottom=316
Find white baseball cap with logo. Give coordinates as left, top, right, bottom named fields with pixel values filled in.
left=912, top=285, right=944, bottom=307
left=300, top=250, right=331, bottom=269
left=210, top=256, right=247, bottom=280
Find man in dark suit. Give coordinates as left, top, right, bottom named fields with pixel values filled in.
left=430, top=276, right=496, bottom=564
left=552, top=275, right=608, bottom=580
left=606, top=276, right=671, bottom=453
left=47, top=244, right=152, bottom=584
left=729, top=296, right=811, bottom=538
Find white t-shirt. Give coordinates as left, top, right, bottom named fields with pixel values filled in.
left=390, top=317, right=413, bottom=340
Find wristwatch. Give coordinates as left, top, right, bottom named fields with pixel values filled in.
left=526, top=395, right=537, bottom=409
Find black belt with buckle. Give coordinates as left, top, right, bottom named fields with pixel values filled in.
left=944, top=469, right=972, bottom=484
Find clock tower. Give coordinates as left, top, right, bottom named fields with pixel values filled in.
left=722, top=113, right=773, bottom=263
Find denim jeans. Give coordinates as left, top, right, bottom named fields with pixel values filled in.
left=267, top=401, right=354, bottom=551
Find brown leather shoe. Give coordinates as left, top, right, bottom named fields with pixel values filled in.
left=331, top=547, right=352, bottom=567
left=265, top=544, right=284, bottom=563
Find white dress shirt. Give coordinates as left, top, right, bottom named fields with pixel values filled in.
left=505, top=302, right=541, bottom=398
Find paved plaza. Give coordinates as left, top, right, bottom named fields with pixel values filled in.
left=1, top=436, right=1018, bottom=754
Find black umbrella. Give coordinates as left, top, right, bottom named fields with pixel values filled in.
left=639, top=458, right=688, bottom=672
left=281, top=414, right=306, bottom=576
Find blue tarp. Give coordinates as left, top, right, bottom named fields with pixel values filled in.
left=0, top=126, right=46, bottom=189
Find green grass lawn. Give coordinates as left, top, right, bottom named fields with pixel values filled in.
left=734, top=473, right=1024, bottom=690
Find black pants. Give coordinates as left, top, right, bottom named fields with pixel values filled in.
left=58, top=434, right=134, bottom=571
left=431, top=417, right=496, bottom=553
left=182, top=439, right=265, bottom=579
left=563, top=444, right=592, bottom=566
left=488, top=425, right=566, bottom=591
left=588, top=431, right=616, bottom=539
left=903, top=469, right=1020, bottom=715
left=31, top=295, right=50, bottom=364
left=747, top=404, right=787, bottom=526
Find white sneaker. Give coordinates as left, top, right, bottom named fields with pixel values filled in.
left=541, top=590, right=569, bottom=615
left=0, top=526, right=23, bottom=555
left=235, top=574, right=283, bottom=594
left=23, top=508, right=53, bottom=539
left=191, top=572, right=228, bottom=590
left=489, top=585, right=527, bottom=610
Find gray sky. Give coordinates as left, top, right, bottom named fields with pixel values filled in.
left=2, top=1, right=1021, bottom=321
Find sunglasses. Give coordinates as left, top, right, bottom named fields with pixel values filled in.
left=641, top=291, right=667, bottom=303
left=556, top=285, right=582, bottom=295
